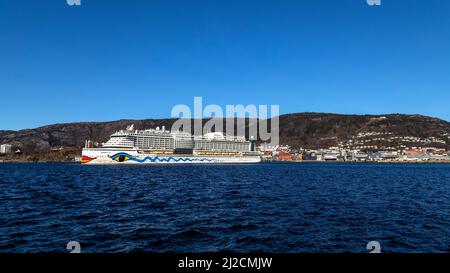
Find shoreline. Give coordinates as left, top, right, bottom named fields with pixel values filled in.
left=265, top=159, right=450, bottom=164
left=2, top=159, right=450, bottom=164
left=0, top=160, right=79, bottom=164
left=278, top=160, right=450, bottom=164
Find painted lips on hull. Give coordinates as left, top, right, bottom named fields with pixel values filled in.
left=81, top=155, right=96, bottom=164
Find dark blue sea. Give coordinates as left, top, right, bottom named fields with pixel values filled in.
left=0, top=162, right=449, bottom=253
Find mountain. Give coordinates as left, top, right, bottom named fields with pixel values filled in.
left=1, top=113, right=449, bottom=156
left=278, top=113, right=450, bottom=150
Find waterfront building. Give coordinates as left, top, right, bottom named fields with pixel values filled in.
left=321, top=150, right=342, bottom=161
left=0, top=144, right=12, bottom=154
left=346, top=151, right=369, bottom=161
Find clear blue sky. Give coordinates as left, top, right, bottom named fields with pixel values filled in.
left=1, top=0, right=449, bottom=130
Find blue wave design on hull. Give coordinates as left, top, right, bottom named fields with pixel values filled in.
left=109, top=152, right=215, bottom=163
left=131, top=156, right=215, bottom=163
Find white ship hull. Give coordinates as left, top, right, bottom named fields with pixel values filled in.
left=82, top=148, right=261, bottom=164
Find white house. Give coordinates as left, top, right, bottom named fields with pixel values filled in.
left=0, top=144, right=12, bottom=154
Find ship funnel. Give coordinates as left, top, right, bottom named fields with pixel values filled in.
left=126, top=124, right=135, bottom=131
left=250, top=136, right=256, bottom=151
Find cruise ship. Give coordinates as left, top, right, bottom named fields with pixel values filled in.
left=81, top=125, right=261, bottom=164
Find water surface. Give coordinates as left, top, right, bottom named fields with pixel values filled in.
left=0, top=162, right=449, bottom=253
